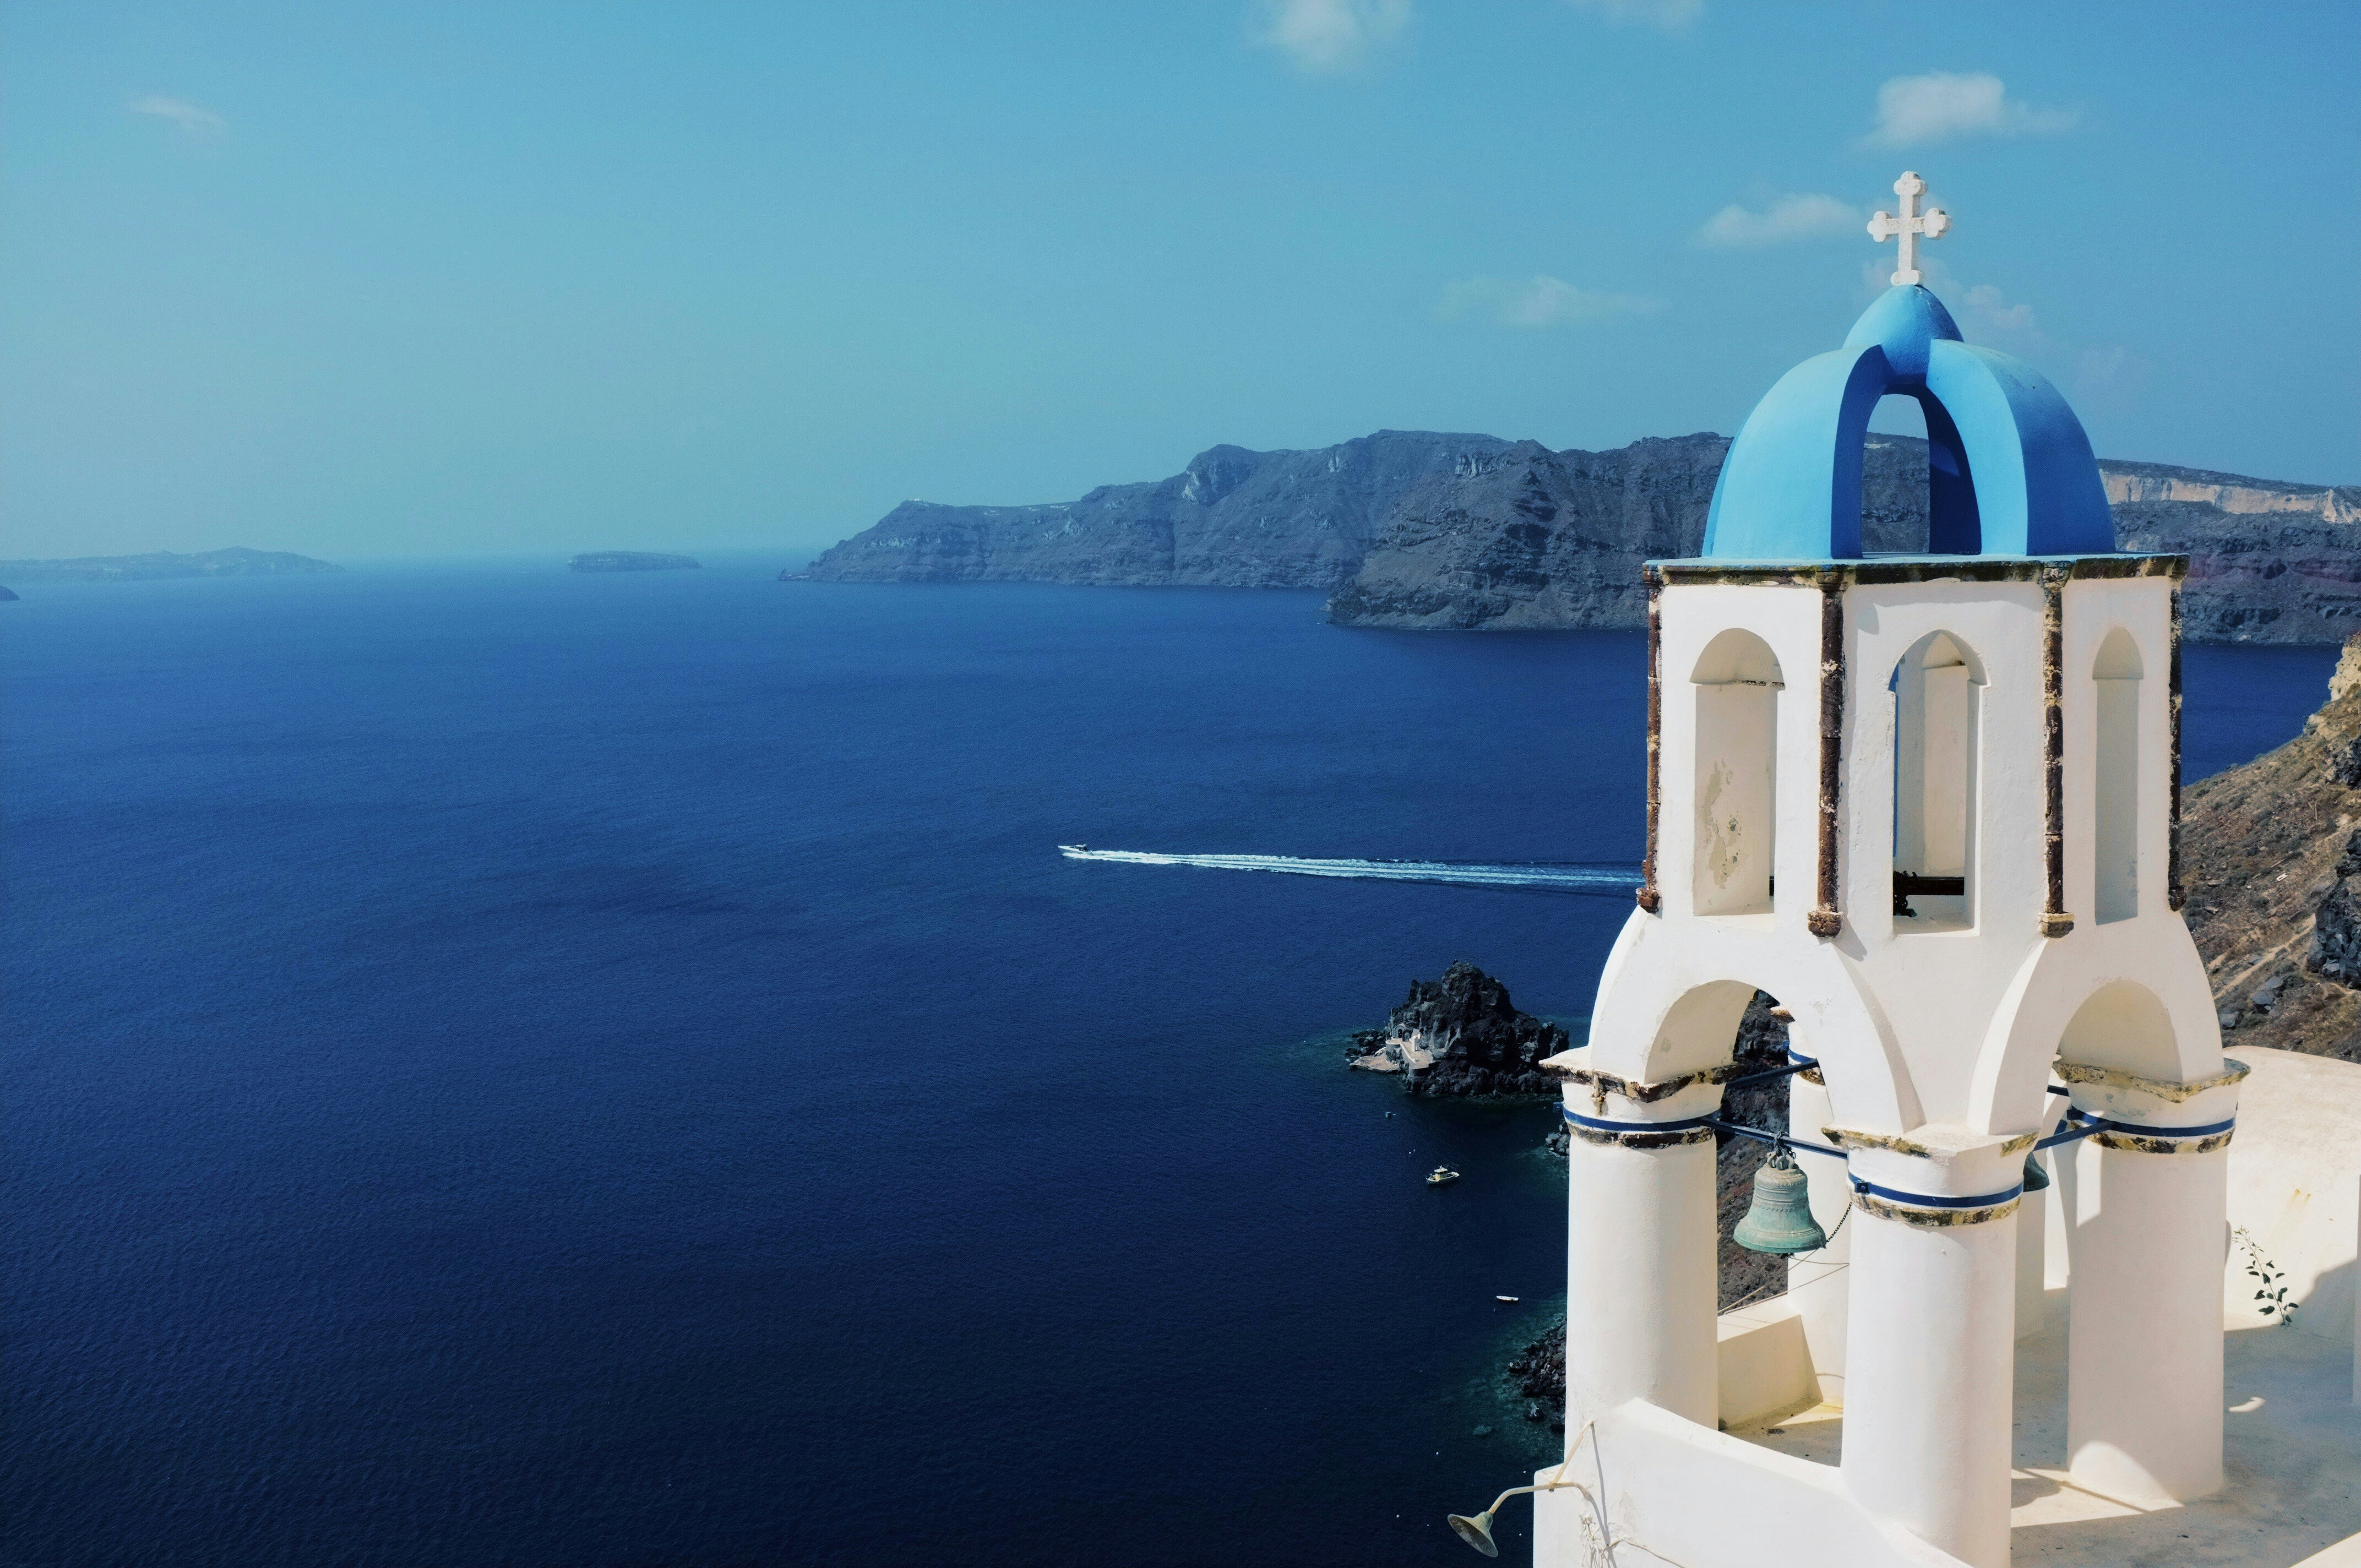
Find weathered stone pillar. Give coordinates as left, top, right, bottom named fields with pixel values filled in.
left=1830, top=1127, right=2026, bottom=1568
left=1554, top=1049, right=1724, bottom=1439
left=2060, top=1059, right=2245, bottom=1503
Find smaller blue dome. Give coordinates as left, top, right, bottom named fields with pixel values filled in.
left=1841, top=285, right=1959, bottom=384
left=1699, top=285, right=2114, bottom=561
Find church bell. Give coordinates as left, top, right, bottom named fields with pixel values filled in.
left=2020, top=1152, right=2051, bottom=1193
left=1732, top=1148, right=1828, bottom=1255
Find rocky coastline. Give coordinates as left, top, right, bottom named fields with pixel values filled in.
left=802, top=429, right=2358, bottom=645
left=1344, top=961, right=1568, bottom=1097
left=2183, top=632, right=2361, bottom=1056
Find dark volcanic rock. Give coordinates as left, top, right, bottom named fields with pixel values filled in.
left=1345, top=961, right=1568, bottom=1097
left=806, top=431, right=1514, bottom=588
left=1330, top=439, right=2361, bottom=640
left=2184, top=635, right=2361, bottom=1055
left=1713, top=993, right=1793, bottom=1310
left=1323, top=435, right=1732, bottom=631
left=2110, top=466, right=2361, bottom=644
left=1506, top=1318, right=1566, bottom=1430
left=570, top=552, right=700, bottom=573
left=0, top=547, right=341, bottom=581
left=808, top=427, right=2355, bottom=644
left=2309, top=875, right=2361, bottom=989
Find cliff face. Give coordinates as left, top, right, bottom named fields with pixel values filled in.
left=803, top=431, right=1513, bottom=588
left=1330, top=444, right=2361, bottom=640
left=801, top=428, right=2357, bottom=644
left=1322, top=435, right=1942, bottom=630
left=2109, top=464, right=2361, bottom=643
left=2183, top=636, right=2361, bottom=1058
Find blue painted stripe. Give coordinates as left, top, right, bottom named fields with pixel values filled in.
left=1851, top=1178, right=2025, bottom=1210
left=2069, top=1110, right=2235, bottom=1141
left=1559, top=1108, right=1717, bottom=1136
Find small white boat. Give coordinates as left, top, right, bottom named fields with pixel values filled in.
left=1427, top=1165, right=1461, bottom=1186
left=1496, top=1295, right=1519, bottom=1303
left=1060, top=843, right=1090, bottom=854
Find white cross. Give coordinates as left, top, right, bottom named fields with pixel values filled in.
left=1867, top=171, right=1950, bottom=287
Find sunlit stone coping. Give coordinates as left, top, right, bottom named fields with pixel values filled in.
left=1539, top=1044, right=1739, bottom=1104
left=2058, top=1059, right=2248, bottom=1144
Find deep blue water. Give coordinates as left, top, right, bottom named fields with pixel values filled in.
left=1, top=560, right=2334, bottom=1567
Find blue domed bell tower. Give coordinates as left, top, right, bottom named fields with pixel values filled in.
left=1538, top=173, right=2237, bottom=1568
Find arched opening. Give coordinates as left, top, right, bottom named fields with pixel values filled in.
left=1889, top=631, right=1982, bottom=930
left=1860, top=393, right=1981, bottom=555
left=2057, top=979, right=2179, bottom=1080
left=2093, top=628, right=2145, bottom=924
left=1690, top=630, right=1782, bottom=918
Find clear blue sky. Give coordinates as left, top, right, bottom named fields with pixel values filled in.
left=6, top=2, right=2354, bottom=559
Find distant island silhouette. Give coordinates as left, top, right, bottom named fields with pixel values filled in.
left=570, top=552, right=701, bottom=573
left=0, top=547, right=341, bottom=582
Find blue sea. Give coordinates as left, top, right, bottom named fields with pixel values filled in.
left=1, top=558, right=2333, bottom=1567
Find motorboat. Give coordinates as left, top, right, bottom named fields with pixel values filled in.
left=1427, top=1165, right=1461, bottom=1186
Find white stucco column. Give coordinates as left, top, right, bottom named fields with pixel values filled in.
left=1555, top=1051, right=1723, bottom=1438
left=2060, top=1060, right=2245, bottom=1504
left=1831, top=1127, right=2026, bottom=1568
left=2016, top=1096, right=2066, bottom=1340
left=1786, top=1068, right=1852, bottom=1404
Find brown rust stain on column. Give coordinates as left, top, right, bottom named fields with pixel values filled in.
left=1808, top=575, right=1844, bottom=938
left=1854, top=1193, right=2022, bottom=1228
left=1637, top=565, right=1663, bottom=913
left=2168, top=581, right=2185, bottom=911
left=2039, top=570, right=2074, bottom=937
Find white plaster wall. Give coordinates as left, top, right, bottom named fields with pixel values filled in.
left=1625, top=575, right=2208, bottom=1142
left=1717, top=1299, right=1817, bottom=1427
left=2222, top=1046, right=2361, bottom=1347
left=1838, top=579, right=2048, bottom=1124
left=1531, top=1399, right=1973, bottom=1568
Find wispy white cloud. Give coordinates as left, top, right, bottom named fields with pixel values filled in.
left=1867, top=258, right=2046, bottom=352
left=1437, top=275, right=1664, bottom=330
left=1249, top=0, right=1411, bottom=73
left=1960, top=282, right=2035, bottom=336
left=1563, top=0, right=1701, bottom=30
left=129, top=93, right=225, bottom=134
left=1868, top=72, right=2075, bottom=146
left=1699, top=193, right=1857, bottom=248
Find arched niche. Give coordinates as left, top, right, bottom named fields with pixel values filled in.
left=1690, top=629, right=1783, bottom=918
left=1887, top=630, right=1985, bottom=930
left=1640, top=978, right=1764, bottom=1083
left=2057, top=979, right=2178, bottom=1081
left=2092, top=628, right=2145, bottom=924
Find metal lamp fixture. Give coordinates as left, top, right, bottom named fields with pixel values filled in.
left=1446, top=1477, right=1587, bottom=1559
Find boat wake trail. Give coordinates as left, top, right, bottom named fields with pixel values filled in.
left=1057, top=846, right=1638, bottom=896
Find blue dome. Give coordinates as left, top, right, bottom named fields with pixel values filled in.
left=1700, top=285, right=2114, bottom=560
